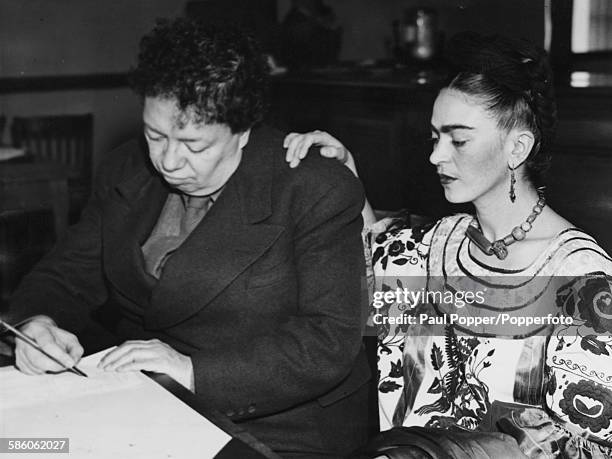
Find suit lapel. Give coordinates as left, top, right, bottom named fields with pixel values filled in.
left=145, top=128, right=285, bottom=330
left=104, top=167, right=169, bottom=305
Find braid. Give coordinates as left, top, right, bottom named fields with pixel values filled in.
left=445, top=32, right=558, bottom=186
left=521, top=52, right=558, bottom=183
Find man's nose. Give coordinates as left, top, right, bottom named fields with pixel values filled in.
left=161, top=142, right=185, bottom=172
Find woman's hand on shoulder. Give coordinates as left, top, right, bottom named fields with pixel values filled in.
left=283, top=130, right=358, bottom=177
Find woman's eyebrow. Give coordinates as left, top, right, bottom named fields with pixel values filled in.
left=431, top=124, right=475, bottom=134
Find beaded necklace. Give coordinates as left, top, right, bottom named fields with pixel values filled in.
left=466, top=192, right=546, bottom=260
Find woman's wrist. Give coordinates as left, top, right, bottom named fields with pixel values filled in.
left=344, top=155, right=360, bottom=179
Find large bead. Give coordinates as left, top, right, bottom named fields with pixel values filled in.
left=503, top=235, right=515, bottom=246
left=512, top=227, right=527, bottom=240
left=492, top=241, right=508, bottom=260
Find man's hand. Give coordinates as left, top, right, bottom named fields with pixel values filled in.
left=98, top=339, right=194, bottom=391
left=15, top=316, right=84, bottom=375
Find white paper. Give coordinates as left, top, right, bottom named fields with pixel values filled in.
left=0, top=348, right=231, bottom=458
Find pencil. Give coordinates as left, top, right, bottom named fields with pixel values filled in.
left=0, top=319, right=88, bottom=377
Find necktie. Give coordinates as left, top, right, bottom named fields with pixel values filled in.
left=181, top=195, right=212, bottom=235
left=142, top=194, right=213, bottom=278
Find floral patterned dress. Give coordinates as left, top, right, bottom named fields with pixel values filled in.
left=371, top=214, right=612, bottom=458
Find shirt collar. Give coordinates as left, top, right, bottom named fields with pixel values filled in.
left=179, top=185, right=225, bottom=209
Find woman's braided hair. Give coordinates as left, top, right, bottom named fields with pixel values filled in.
left=445, top=32, right=558, bottom=186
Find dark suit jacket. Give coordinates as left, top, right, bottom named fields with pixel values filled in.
left=9, top=127, right=371, bottom=456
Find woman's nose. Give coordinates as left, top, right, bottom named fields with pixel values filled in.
left=429, top=140, right=448, bottom=166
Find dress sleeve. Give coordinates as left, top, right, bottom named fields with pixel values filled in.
left=544, top=271, right=612, bottom=457
left=370, top=221, right=435, bottom=431
left=362, top=217, right=395, bottom=301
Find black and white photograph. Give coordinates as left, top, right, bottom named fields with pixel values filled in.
left=1, top=1, right=612, bottom=458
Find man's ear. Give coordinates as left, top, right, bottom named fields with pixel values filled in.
left=506, top=130, right=535, bottom=168
left=239, top=130, right=251, bottom=150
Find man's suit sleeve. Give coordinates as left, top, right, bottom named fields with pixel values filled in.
left=191, top=171, right=367, bottom=418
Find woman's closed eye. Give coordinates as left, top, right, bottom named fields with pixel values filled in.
left=452, top=139, right=468, bottom=147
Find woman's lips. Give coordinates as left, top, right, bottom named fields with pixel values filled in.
left=438, top=173, right=457, bottom=185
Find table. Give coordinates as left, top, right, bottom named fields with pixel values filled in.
left=0, top=356, right=279, bottom=459
left=146, top=372, right=280, bottom=459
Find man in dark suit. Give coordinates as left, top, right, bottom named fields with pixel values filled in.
left=7, top=18, right=370, bottom=457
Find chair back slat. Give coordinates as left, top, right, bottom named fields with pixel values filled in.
left=11, top=114, right=93, bottom=183
left=10, top=114, right=93, bottom=218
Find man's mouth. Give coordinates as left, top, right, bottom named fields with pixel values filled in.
left=164, top=176, right=189, bottom=184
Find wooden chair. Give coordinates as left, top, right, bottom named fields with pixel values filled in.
left=0, top=162, right=69, bottom=308
left=11, top=114, right=93, bottom=221
left=0, top=116, right=5, bottom=142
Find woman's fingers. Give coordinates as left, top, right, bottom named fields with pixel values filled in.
left=296, top=136, right=311, bottom=164
left=282, top=132, right=300, bottom=148
left=284, top=132, right=309, bottom=164
left=283, top=130, right=348, bottom=168
left=320, top=145, right=346, bottom=163
left=289, top=136, right=310, bottom=167
left=283, top=133, right=300, bottom=162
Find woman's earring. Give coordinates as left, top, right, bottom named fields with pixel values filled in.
left=509, top=164, right=516, bottom=203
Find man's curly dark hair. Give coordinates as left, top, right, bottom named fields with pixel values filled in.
left=130, top=17, right=269, bottom=133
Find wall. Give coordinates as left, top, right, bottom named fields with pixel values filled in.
left=1, top=0, right=546, bottom=166
left=0, top=0, right=189, bottom=77
left=0, top=0, right=188, bottom=167
left=277, top=0, right=545, bottom=62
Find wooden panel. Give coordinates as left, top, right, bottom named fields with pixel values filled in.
left=328, top=115, right=402, bottom=210
left=270, top=78, right=441, bottom=211
left=555, top=120, right=612, bottom=153
left=185, top=0, right=278, bottom=52
left=547, top=153, right=612, bottom=253
left=270, top=75, right=612, bottom=235
left=0, top=73, right=128, bottom=94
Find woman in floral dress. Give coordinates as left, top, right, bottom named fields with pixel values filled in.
left=284, top=32, right=612, bottom=458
